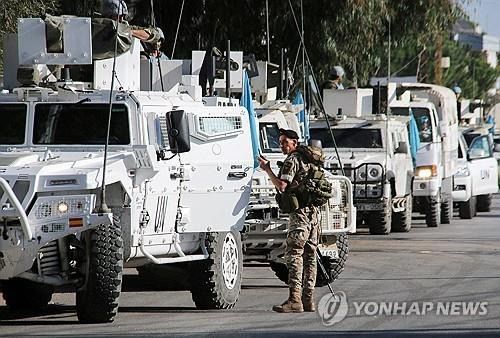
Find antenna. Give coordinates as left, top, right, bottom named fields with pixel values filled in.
left=98, top=2, right=123, bottom=213
left=287, top=0, right=345, bottom=175
left=385, top=15, right=391, bottom=173
left=300, top=0, right=307, bottom=141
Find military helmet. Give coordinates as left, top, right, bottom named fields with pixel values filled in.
left=101, top=0, right=129, bottom=18
left=329, top=65, right=345, bottom=79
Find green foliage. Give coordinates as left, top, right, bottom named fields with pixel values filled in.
left=0, top=0, right=495, bottom=100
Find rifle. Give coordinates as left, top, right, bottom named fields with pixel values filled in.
left=316, top=248, right=336, bottom=297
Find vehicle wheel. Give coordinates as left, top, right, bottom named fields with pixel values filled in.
left=425, top=195, right=441, bottom=227
left=76, top=222, right=124, bottom=323
left=316, top=234, right=349, bottom=286
left=440, top=195, right=453, bottom=224
left=269, top=261, right=289, bottom=284
left=392, top=195, right=412, bottom=232
left=476, top=194, right=492, bottom=212
left=367, top=196, right=392, bottom=235
left=2, top=278, right=53, bottom=311
left=459, top=196, right=476, bottom=219
left=189, top=231, right=243, bottom=309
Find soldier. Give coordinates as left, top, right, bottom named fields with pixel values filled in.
left=321, top=65, right=345, bottom=93
left=257, top=129, right=319, bottom=313
left=100, top=0, right=163, bottom=48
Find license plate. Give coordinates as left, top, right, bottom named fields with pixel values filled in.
left=355, top=203, right=383, bottom=211
left=319, top=248, right=338, bottom=259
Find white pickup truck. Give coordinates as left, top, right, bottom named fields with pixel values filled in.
left=453, top=128, right=499, bottom=217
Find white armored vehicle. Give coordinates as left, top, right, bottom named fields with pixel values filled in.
left=243, top=63, right=356, bottom=285
left=311, top=89, right=414, bottom=235
left=0, top=18, right=254, bottom=322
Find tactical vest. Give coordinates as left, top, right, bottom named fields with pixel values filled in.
left=276, top=145, right=333, bottom=213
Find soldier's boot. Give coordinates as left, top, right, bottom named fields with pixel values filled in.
left=272, top=287, right=304, bottom=313
left=302, top=289, right=316, bottom=312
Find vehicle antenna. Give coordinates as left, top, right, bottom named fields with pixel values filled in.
left=287, top=0, right=345, bottom=176
left=386, top=15, right=391, bottom=169
left=300, top=0, right=307, bottom=142
left=98, top=0, right=123, bottom=213
left=171, top=0, right=185, bottom=59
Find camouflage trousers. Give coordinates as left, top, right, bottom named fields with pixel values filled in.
left=285, top=206, right=319, bottom=291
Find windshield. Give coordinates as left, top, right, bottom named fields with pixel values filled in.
left=0, top=104, right=27, bottom=144
left=310, top=128, right=383, bottom=148
left=33, top=103, right=130, bottom=145
left=412, top=107, right=433, bottom=143
left=259, top=122, right=281, bottom=153
left=391, top=107, right=410, bottom=116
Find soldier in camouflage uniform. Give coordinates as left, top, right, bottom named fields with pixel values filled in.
left=257, top=128, right=320, bottom=313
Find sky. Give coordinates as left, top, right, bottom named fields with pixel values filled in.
left=463, top=0, right=500, bottom=37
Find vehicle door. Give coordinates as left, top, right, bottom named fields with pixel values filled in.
left=468, top=135, right=499, bottom=196
left=392, top=127, right=413, bottom=196
left=177, top=107, right=254, bottom=233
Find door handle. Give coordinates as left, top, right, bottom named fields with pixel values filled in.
left=228, top=172, right=247, bottom=179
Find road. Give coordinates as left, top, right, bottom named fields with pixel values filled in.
left=1, top=195, right=500, bottom=337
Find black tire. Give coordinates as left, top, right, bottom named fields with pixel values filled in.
left=189, top=231, right=243, bottom=309
left=76, top=222, right=124, bottom=323
left=392, top=195, right=413, bottom=232
left=269, top=234, right=350, bottom=287
left=476, top=194, right=492, bottom=212
left=2, top=278, right=53, bottom=311
left=459, top=196, right=477, bottom=219
left=367, top=196, right=392, bottom=235
left=425, top=195, right=441, bottom=227
left=441, top=195, right=453, bottom=224
left=316, top=234, right=349, bottom=286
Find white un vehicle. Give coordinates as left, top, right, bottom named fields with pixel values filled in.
left=0, top=18, right=254, bottom=322
left=310, top=89, right=414, bottom=235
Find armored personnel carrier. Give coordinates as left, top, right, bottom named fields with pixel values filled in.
left=0, top=18, right=254, bottom=322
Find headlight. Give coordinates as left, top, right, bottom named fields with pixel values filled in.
left=31, top=195, right=94, bottom=220
left=357, top=165, right=383, bottom=182
left=416, top=165, right=438, bottom=178
left=455, top=166, right=470, bottom=177
left=57, top=201, right=69, bottom=213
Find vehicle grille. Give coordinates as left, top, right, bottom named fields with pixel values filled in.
left=320, top=179, right=350, bottom=231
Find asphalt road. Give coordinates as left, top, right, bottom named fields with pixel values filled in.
left=1, top=195, right=500, bottom=337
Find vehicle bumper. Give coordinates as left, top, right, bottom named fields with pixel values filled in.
left=413, top=178, right=440, bottom=197
left=0, top=180, right=112, bottom=280
left=452, top=175, right=472, bottom=202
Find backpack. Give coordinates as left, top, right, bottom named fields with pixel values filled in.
left=292, top=146, right=333, bottom=208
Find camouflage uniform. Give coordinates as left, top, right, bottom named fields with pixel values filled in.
left=279, top=152, right=320, bottom=291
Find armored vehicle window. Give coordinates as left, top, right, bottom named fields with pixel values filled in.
left=412, top=108, right=433, bottom=143
left=33, top=104, right=130, bottom=145
left=310, top=128, right=383, bottom=148
left=391, top=107, right=410, bottom=116
left=463, top=133, right=481, bottom=147
left=0, top=104, right=27, bottom=144
left=259, top=122, right=281, bottom=152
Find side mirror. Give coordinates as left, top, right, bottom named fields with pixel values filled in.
left=494, top=143, right=500, bottom=153
left=396, top=141, right=408, bottom=154
left=165, top=110, right=191, bottom=154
